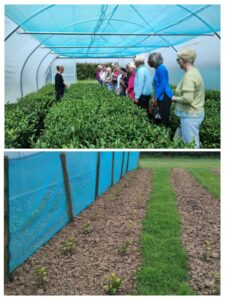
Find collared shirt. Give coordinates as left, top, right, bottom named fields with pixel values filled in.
left=134, top=65, right=151, bottom=100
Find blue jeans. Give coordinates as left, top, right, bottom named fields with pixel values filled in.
left=175, top=111, right=204, bottom=148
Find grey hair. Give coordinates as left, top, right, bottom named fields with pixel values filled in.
left=148, top=52, right=163, bottom=66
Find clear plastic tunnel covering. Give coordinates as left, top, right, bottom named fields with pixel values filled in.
left=5, top=4, right=220, bottom=102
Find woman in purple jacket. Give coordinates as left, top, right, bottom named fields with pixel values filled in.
left=148, top=52, right=173, bottom=127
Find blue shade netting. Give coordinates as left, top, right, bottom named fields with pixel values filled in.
left=5, top=5, right=220, bottom=58
left=8, top=152, right=69, bottom=272
left=7, top=151, right=139, bottom=273
left=98, top=152, right=113, bottom=196
left=65, top=152, right=98, bottom=216
left=113, top=152, right=123, bottom=184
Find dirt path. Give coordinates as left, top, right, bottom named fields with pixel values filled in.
left=170, top=168, right=220, bottom=295
left=5, top=168, right=151, bottom=296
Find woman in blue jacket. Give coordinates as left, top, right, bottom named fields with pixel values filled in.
left=148, top=52, right=173, bottom=127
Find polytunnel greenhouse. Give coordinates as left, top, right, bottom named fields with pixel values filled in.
left=5, top=4, right=220, bottom=149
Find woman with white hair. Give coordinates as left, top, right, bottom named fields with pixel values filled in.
left=126, top=62, right=136, bottom=100
left=148, top=52, right=173, bottom=127
left=105, top=67, right=113, bottom=91
left=171, top=48, right=205, bottom=148
left=134, top=55, right=151, bottom=112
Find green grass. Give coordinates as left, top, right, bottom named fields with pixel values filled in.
left=140, top=156, right=220, bottom=169
left=140, top=156, right=220, bottom=200
left=188, top=168, right=220, bottom=200
left=135, top=169, right=195, bottom=295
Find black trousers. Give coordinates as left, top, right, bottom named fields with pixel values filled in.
left=158, top=93, right=171, bottom=127
left=138, top=95, right=151, bottom=120
left=56, top=89, right=64, bottom=101
left=138, top=95, right=151, bottom=110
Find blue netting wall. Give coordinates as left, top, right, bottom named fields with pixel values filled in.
left=113, top=152, right=123, bottom=184
left=122, top=152, right=129, bottom=176
left=65, top=152, right=98, bottom=216
left=7, top=151, right=139, bottom=273
left=98, top=152, right=113, bottom=196
left=128, top=152, right=140, bottom=171
left=8, top=152, right=69, bottom=273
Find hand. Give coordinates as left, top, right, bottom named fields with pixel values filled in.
left=171, top=96, right=176, bottom=101
left=152, top=98, right=158, bottom=107
left=134, top=99, right=138, bottom=104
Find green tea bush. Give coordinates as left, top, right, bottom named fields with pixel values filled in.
left=5, top=82, right=220, bottom=149
left=5, top=85, right=56, bottom=148
left=35, top=83, right=179, bottom=148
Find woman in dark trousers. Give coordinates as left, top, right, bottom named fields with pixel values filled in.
left=55, top=65, right=67, bottom=101
left=148, top=52, right=173, bottom=127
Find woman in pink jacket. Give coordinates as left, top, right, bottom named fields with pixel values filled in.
left=126, top=62, right=136, bottom=100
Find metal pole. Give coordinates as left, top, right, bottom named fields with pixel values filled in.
left=41, top=45, right=167, bottom=49
left=36, top=50, right=52, bottom=91
left=95, top=152, right=101, bottom=199
left=126, top=152, right=130, bottom=173
left=18, top=31, right=214, bottom=36
left=120, top=152, right=125, bottom=179
left=5, top=5, right=55, bottom=41
left=111, top=152, right=114, bottom=187
left=60, top=153, right=74, bottom=222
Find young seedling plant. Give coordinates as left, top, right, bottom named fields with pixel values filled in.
left=118, top=240, right=132, bottom=256
left=103, top=272, right=122, bottom=295
left=202, top=240, right=212, bottom=260
left=82, top=221, right=92, bottom=234
left=34, top=266, right=48, bottom=288
left=62, top=235, right=76, bottom=255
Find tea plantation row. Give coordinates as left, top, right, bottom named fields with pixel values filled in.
left=5, top=83, right=220, bottom=148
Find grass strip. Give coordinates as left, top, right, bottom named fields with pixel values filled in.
left=188, top=168, right=220, bottom=200
left=140, top=157, right=220, bottom=169
left=135, top=168, right=195, bottom=295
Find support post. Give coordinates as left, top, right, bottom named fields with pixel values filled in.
left=126, top=152, right=130, bottom=173
left=60, top=153, right=74, bottom=222
left=111, top=152, right=115, bottom=187
left=120, top=152, right=125, bottom=179
left=4, top=156, right=10, bottom=283
left=95, top=152, right=101, bottom=199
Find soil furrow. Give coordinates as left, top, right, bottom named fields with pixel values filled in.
left=5, top=168, right=151, bottom=295
left=170, top=168, right=220, bottom=295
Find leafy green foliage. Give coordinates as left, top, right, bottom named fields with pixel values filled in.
left=77, top=63, right=115, bottom=80
left=5, top=85, right=56, bottom=148
left=82, top=221, right=92, bottom=234
left=103, top=272, right=122, bottom=295
left=200, top=99, right=220, bottom=148
left=34, top=266, right=48, bottom=287
left=35, top=83, right=189, bottom=148
left=5, top=83, right=220, bottom=149
left=62, top=235, right=76, bottom=255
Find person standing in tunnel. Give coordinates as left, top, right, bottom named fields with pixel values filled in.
left=55, top=65, right=67, bottom=101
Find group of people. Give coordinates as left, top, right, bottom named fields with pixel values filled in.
left=95, top=48, right=205, bottom=148
left=55, top=48, right=205, bottom=148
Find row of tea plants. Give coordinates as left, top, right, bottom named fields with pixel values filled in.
left=5, top=83, right=220, bottom=148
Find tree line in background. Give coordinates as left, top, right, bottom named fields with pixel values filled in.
left=140, top=152, right=220, bottom=158
left=77, top=63, right=115, bottom=80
